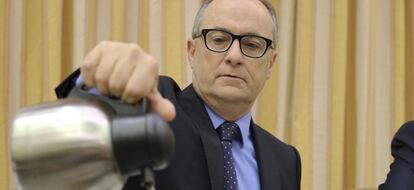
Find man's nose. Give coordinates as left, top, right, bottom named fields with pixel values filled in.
left=224, top=40, right=244, bottom=64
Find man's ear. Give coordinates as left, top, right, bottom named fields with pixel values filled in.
left=187, top=39, right=196, bottom=68
left=265, top=53, right=277, bottom=79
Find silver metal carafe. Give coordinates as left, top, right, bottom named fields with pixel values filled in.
left=10, top=86, right=175, bottom=190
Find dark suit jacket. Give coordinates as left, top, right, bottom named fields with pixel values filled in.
left=379, top=121, right=414, bottom=190
left=56, top=72, right=302, bottom=190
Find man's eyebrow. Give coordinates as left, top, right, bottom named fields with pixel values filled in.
left=211, top=26, right=231, bottom=32
left=211, top=26, right=266, bottom=38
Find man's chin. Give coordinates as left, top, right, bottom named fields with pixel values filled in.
left=211, top=87, right=249, bottom=103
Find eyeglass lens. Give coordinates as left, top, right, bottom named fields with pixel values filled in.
left=205, top=30, right=267, bottom=58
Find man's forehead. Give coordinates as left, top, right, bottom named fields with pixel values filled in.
left=206, top=26, right=268, bottom=38
left=206, top=0, right=270, bottom=17
left=201, top=0, right=273, bottom=38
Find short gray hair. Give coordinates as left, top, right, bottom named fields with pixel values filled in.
left=191, top=0, right=279, bottom=45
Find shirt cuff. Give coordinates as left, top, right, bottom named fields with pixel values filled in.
left=75, top=75, right=102, bottom=95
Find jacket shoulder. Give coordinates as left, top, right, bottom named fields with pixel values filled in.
left=253, top=124, right=298, bottom=153
left=54, top=70, right=180, bottom=99
left=252, top=124, right=302, bottom=189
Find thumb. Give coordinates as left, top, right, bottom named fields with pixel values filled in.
left=147, top=87, right=176, bottom=122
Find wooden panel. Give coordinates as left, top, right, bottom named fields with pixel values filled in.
left=329, top=0, right=349, bottom=189
left=292, top=0, right=315, bottom=189
left=24, top=0, right=44, bottom=106
left=162, top=0, right=185, bottom=87
left=0, top=0, right=9, bottom=188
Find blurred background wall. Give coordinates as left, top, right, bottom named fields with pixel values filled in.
left=0, top=0, right=413, bottom=189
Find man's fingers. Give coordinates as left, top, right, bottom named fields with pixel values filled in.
left=147, top=89, right=176, bottom=122
left=108, top=44, right=141, bottom=97
left=108, top=58, right=135, bottom=97
left=121, top=56, right=158, bottom=103
left=81, top=41, right=163, bottom=112
left=94, top=54, right=118, bottom=95
left=81, top=43, right=102, bottom=87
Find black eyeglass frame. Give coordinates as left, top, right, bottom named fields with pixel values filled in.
left=193, top=29, right=275, bottom=58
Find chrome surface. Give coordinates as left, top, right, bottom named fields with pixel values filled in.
left=11, top=99, right=124, bottom=190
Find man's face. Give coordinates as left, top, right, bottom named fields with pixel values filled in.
left=188, top=0, right=276, bottom=107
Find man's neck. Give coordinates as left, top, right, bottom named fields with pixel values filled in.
left=202, top=97, right=252, bottom=122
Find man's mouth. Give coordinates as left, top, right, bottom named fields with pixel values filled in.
left=219, top=74, right=245, bottom=82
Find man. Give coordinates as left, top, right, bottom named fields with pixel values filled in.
left=56, top=0, right=301, bottom=189
left=379, top=121, right=414, bottom=190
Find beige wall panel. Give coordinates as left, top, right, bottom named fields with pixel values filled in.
left=255, top=1, right=281, bottom=135
left=292, top=0, right=315, bottom=189
left=364, top=0, right=378, bottom=187
left=312, top=0, right=330, bottom=189
left=111, top=0, right=125, bottom=42
left=72, top=0, right=86, bottom=69
left=390, top=0, right=408, bottom=133
left=0, top=0, right=8, bottom=189
left=343, top=0, right=358, bottom=185
left=184, top=0, right=200, bottom=85
left=85, top=0, right=97, bottom=53
left=96, top=0, right=111, bottom=43
left=24, top=0, right=44, bottom=106
left=162, top=1, right=185, bottom=87
left=408, top=0, right=414, bottom=119
left=149, top=0, right=163, bottom=72
left=45, top=0, right=63, bottom=101
left=375, top=0, right=391, bottom=186
left=329, top=0, right=348, bottom=189
left=42, top=0, right=50, bottom=101
left=126, top=0, right=138, bottom=44
left=61, top=0, right=74, bottom=77
left=407, top=1, right=414, bottom=118
left=355, top=0, right=370, bottom=187
left=137, top=0, right=149, bottom=51
left=8, top=0, right=23, bottom=120
left=276, top=0, right=296, bottom=142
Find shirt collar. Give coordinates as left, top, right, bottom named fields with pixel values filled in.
left=204, top=104, right=251, bottom=146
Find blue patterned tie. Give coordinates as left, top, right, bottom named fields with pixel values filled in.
left=217, top=121, right=241, bottom=190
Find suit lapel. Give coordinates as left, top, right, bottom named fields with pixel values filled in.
left=178, top=85, right=224, bottom=190
left=252, top=124, right=282, bottom=190
left=178, top=85, right=284, bottom=190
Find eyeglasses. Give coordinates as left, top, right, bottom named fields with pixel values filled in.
left=192, top=29, right=274, bottom=58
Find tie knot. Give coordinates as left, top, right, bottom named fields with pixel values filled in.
left=217, top=122, right=241, bottom=141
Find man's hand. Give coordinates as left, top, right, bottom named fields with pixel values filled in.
left=81, top=41, right=176, bottom=121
